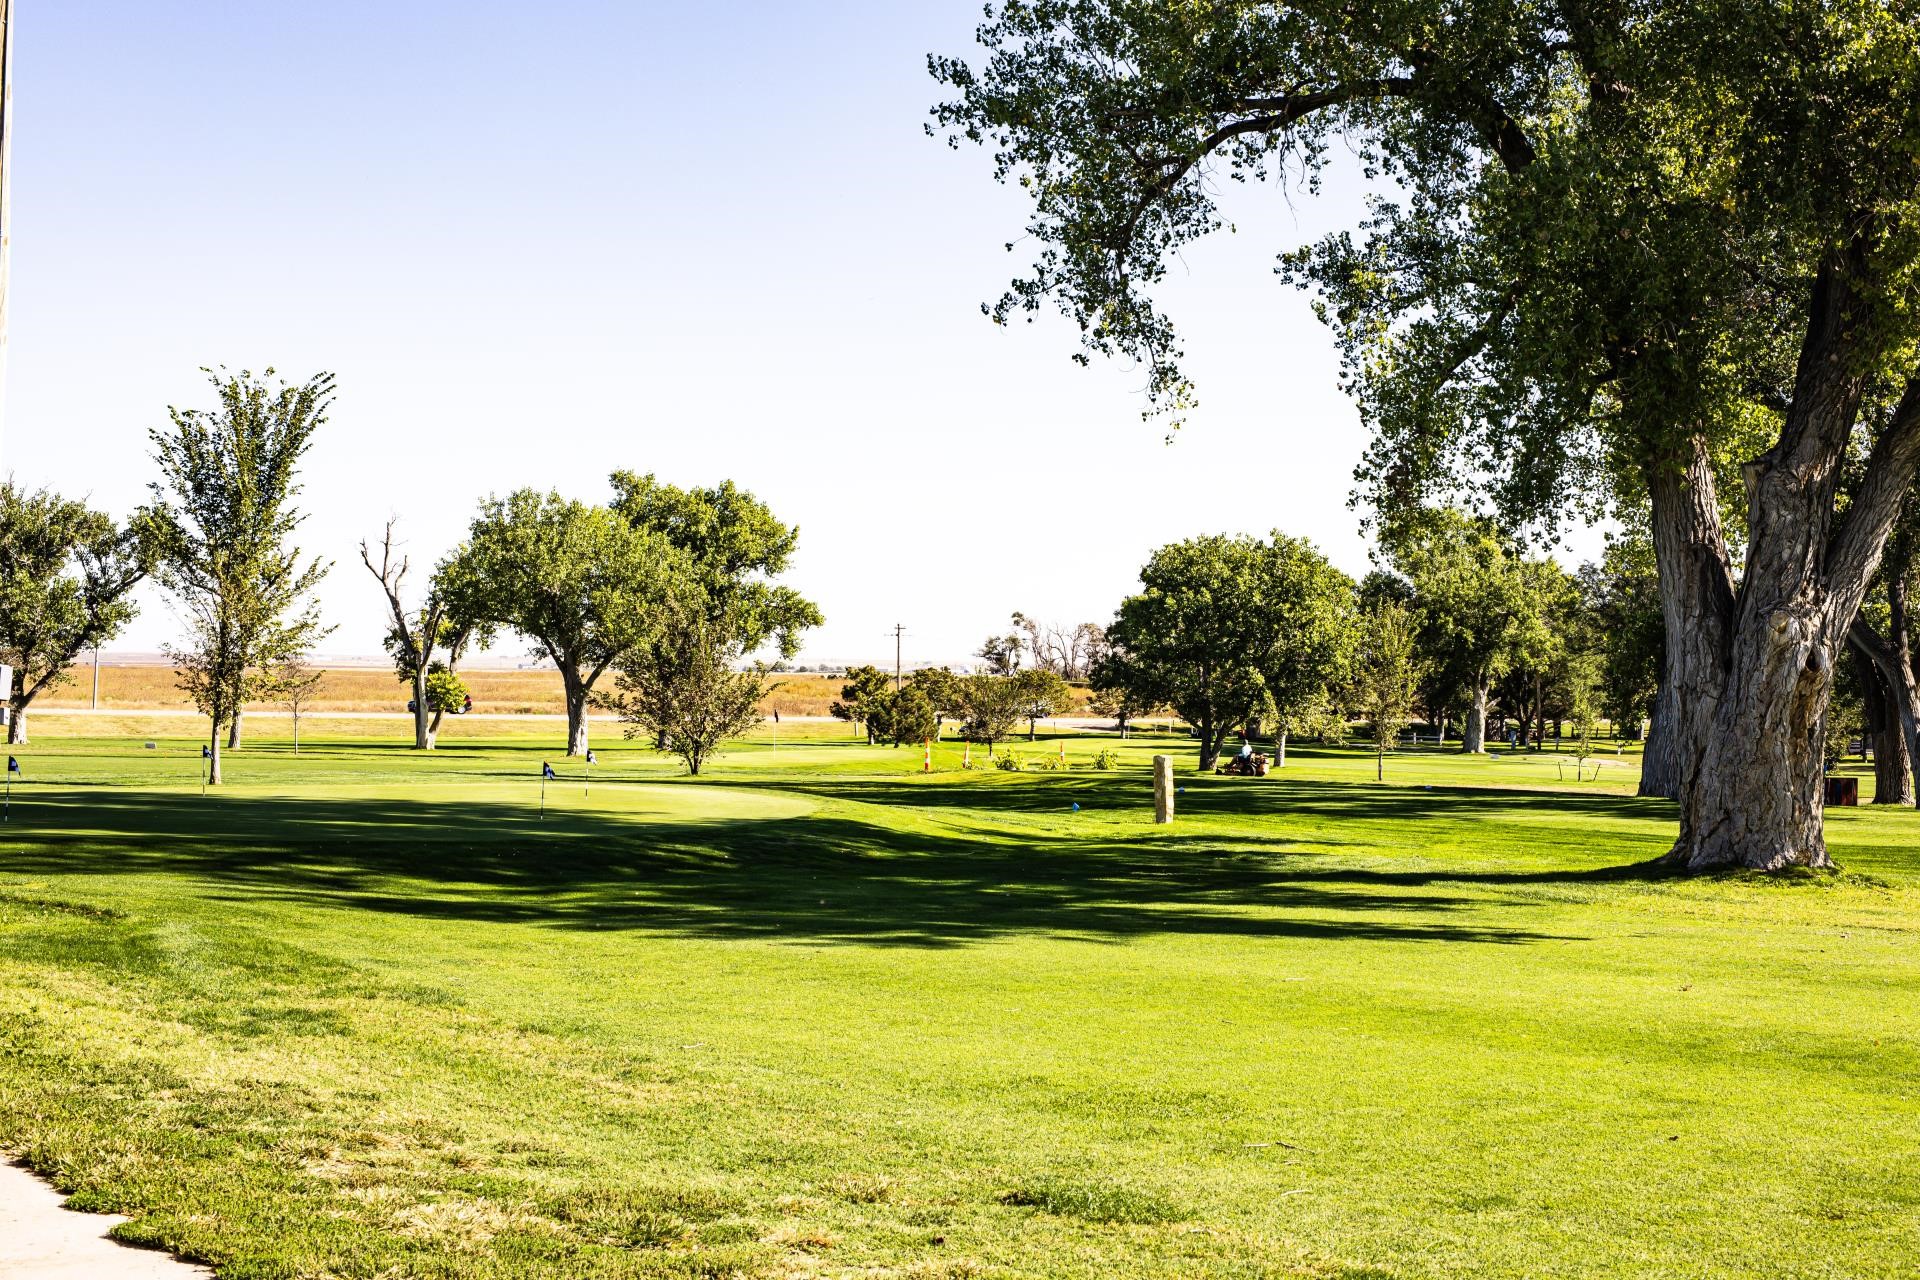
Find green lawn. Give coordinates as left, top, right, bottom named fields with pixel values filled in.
left=1, top=726, right=1916, bottom=1278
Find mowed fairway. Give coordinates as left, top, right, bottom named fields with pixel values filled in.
left=1, top=727, right=1917, bottom=1278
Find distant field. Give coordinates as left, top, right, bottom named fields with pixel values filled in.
left=41, top=667, right=861, bottom=718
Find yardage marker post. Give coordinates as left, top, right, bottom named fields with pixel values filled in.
left=1153, top=755, right=1175, bottom=825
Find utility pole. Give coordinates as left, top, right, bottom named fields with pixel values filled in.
left=892, top=623, right=905, bottom=690
left=0, top=0, right=15, bottom=469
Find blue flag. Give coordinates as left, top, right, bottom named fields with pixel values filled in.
left=586, top=749, right=597, bottom=765
left=542, top=762, right=556, bottom=780
left=202, top=745, right=212, bottom=759
left=6, top=756, right=17, bottom=774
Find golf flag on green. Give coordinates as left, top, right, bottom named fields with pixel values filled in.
left=5, top=755, right=17, bottom=822
left=539, top=761, right=555, bottom=819
left=542, top=762, right=557, bottom=780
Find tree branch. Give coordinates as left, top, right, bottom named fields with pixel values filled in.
left=1827, top=374, right=1920, bottom=623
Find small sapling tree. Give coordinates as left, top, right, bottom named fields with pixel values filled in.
left=273, top=657, right=324, bottom=753
left=1355, top=602, right=1418, bottom=783
left=603, top=609, right=764, bottom=776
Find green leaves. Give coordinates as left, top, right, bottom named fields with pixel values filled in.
left=439, top=489, right=688, bottom=678
left=1102, top=531, right=1357, bottom=761
left=0, top=483, right=149, bottom=721
left=147, top=369, right=335, bottom=733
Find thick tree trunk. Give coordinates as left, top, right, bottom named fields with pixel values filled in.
left=1461, top=683, right=1488, bottom=753
left=1865, top=666, right=1914, bottom=805
left=565, top=691, right=589, bottom=756
left=1672, top=607, right=1838, bottom=870
left=1276, top=728, right=1287, bottom=767
left=1639, top=438, right=1738, bottom=801
left=1667, top=255, right=1902, bottom=870
left=208, top=721, right=223, bottom=786
left=228, top=708, right=243, bottom=750
left=1851, top=618, right=1920, bottom=807
left=1197, top=715, right=1221, bottom=770
left=413, top=667, right=434, bottom=750
left=6, top=702, right=23, bottom=745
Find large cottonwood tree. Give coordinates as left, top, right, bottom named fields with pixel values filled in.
left=439, top=490, right=685, bottom=756
left=934, top=0, right=1920, bottom=869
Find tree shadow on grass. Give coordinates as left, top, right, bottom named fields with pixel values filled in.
left=6, top=786, right=1591, bottom=950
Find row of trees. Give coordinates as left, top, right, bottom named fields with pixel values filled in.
left=0, top=369, right=820, bottom=779
left=1082, top=516, right=1671, bottom=777
left=935, top=0, right=1920, bottom=869
left=831, top=664, right=1074, bottom=752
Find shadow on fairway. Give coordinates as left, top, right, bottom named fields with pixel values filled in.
left=1, top=774, right=1660, bottom=948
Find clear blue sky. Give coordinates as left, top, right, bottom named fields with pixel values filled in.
left=2, top=2, right=1601, bottom=667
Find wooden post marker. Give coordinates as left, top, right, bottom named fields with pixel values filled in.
left=1152, top=754, right=1175, bottom=824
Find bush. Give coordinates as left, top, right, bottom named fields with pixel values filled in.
left=1031, top=753, right=1064, bottom=771
left=994, top=751, right=1024, bottom=772
left=424, top=665, right=469, bottom=713
left=1090, top=748, right=1121, bottom=771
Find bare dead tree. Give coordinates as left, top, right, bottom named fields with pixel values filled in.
left=361, top=519, right=447, bottom=750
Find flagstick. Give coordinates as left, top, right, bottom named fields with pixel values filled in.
left=4, top=770, right=11, bottom=822
left=540, top=773, right=547, bottom=821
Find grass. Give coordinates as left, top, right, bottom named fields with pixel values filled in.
left=0, top=727, right=1916, bottom=1278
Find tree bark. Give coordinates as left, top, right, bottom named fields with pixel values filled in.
left=1667, top=253, right=1920, bottom=870
left=1276, top=728, right=1287, bottom=767
left=1461, top=682, right=1488, bottom=753
left=1197, top=713, right=1222, bottom=770
left=561, top=664, right=591, bottom=756
left=208, top=721, right=223, bottom=786
left=1851, top=617, right=1920, bottom=807
left=1855, top=645, right=1914, bottom=805
left=1639, top=436, right=1738, bottom=802
left=228, top=708, right=243, bottom=750
left=413, top=666, right=435, bottom=750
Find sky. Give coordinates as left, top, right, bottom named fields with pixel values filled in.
left=3, top=1, right=1602, bottom=669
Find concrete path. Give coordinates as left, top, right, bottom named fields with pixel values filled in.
left=0, top=1161, right=210, bottom=1278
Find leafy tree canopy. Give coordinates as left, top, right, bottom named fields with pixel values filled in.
left=610, top=471, right=821, bottom=660
left=0, top=483, right=152, bottom=741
